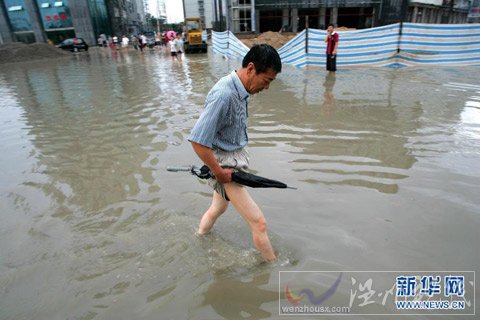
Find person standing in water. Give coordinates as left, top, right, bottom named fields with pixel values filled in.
left=188, top=44, right=282, bottom=262
left=169, top=35, right=181, bottom=62
left=175, top=33, right=184, bottom=61
left=325, top=24, right=339, bottom=74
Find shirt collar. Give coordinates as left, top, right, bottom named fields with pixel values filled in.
left=231, top=70, right=250, bottom=101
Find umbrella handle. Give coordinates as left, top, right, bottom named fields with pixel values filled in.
left=166, top=165, right=209, bottom=179
left=166, top=166, right=196, bottom=172
left=167, top=165, right=296, bottom=188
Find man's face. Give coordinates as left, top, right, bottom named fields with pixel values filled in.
left=245, top=63, right=277, bottom=94
left=327, top=25, right=334, bottom=33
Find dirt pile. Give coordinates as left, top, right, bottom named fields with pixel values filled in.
left=0, top=42, right=70, bottom=64
left=240, top=28, right=356, bottom=50
left=240, top=32, right=297, bottom=50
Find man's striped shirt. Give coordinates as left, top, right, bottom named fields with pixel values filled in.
left=188, top=70, right=250, bottom=151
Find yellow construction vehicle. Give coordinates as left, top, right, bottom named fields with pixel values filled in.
left=184, top=17, right=207, bottom=53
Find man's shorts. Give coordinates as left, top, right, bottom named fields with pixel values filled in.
left=209, top=148, right=249, bottom=200
left=326, top=54, right=337, bottom=71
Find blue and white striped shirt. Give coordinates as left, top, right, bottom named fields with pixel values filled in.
left=189, top=70, right=250, bottom=151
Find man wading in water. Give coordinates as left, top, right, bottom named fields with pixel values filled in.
left=188, top=44, right=282, bottom=262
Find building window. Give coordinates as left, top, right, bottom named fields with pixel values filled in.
left=87, top=0, right=111, bottom=37
left=5, top=0, right=33, bottom=32
left=232, top=7, right=251, bottom=32
left=36, top=0, right=73, bottom=29
left=232, top=0, right=252, bottom=33
left=239, top=8, right=251, bottom=32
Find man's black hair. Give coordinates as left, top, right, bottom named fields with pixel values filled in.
left=328, top=23, right=335, bottom=28
left=242, top=44, right=282, bottom=74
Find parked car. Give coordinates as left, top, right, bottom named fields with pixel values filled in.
left=143, top=31, right=156, bottom=48
left=56, top=38, right=89, bottom=52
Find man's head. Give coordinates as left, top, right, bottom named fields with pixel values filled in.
left=240, top=44, right=282, bottom=94
left=327, top=24, right=335, bottom=33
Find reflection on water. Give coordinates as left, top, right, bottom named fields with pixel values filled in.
left=1, top=48, right=479, bottom=319
left=252, top=67, right=420, bottom=194
left=322, top=73, right=336, bottom=114
left=201, top=272, right=277, bottom=319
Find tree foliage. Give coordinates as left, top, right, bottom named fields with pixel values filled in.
left=144, top=14, right=183, bottom=33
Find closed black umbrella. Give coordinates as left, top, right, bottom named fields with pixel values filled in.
left=167, top=165, right=296, bottom=189
left=231, top=170, right=290, bottom=188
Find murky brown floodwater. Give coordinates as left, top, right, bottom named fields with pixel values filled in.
left=1, top=47, right=479, bottom=319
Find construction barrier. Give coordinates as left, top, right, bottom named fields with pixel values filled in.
left=212, top=23, right=480, bottom=68
left=212, top=31, right=248, bottom=61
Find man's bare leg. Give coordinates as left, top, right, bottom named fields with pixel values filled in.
left=224, top=183, right=276, bottom=262
left=197, top=191, right=228, bottom=235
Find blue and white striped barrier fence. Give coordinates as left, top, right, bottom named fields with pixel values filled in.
left=212, top=23, right=480, bottom=68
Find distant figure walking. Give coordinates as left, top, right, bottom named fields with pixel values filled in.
left=325, top=24, right=339, bottom=74
left=121, top=35, right=129, bottom=51
left=175, top=34, right=184, bottom=60
left=107, top=36, right=113, bottom=49
left=112, top=35, right=119, bottom=49
left=131, top=35, right=139, bottom=50
left=139, top=34, right=147, bottom=52
left=99, top=33, right=107, bottom=47
left=169, top=37, right=181, bottom=62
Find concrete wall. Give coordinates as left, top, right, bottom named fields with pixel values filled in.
left=69, top=0, right=96, bottom=45
left=204, top=0, right=214, bottom=28
left=0, top=1, right=13, bottom=43
left=127, top=0, right=145, bottom=34
left=184, top=0, right=214, bottom=29
left=412, top=0, right=443, bottom=5
left=24, top=0, right=46, bottom=42
left=184, top=0, right=200, bottom=21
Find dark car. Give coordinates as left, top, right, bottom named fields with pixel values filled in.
left=56, top=38, right=89, bottom=52
left=146, top=37, right=156, bottom=48
left=143, top=31, right=156, bottom=48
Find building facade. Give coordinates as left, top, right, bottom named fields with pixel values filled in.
left=469, top=0, right=480, bottom=22
left=212, top=0, right=473, bottom=34
left=183, top=0, right=214, bottom=29
left=407, top=0, right=472, bottom=24
left=0, top=0, right=145, bottom=45
left=107, top=0, right=145, bottom=36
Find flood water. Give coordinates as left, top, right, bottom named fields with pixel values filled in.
left=1, top=48, right=479, bottom=319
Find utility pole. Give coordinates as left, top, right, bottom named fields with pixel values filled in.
left=156, top=0, right=161, bottom=32
left=305, top=15, right=309, bottom=54
left=397, top=0, right=409, bottom=53
left=219, top=0, right=224, bottom=31
left=449, top=0, right=455, bottom=23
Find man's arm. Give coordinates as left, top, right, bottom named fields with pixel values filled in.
left=191, top=142, right=232, bottom=184
left=333, top=34, right=339, bottom=54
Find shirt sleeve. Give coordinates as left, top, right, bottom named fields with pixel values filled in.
left=188, top=89, right=231, bottom=149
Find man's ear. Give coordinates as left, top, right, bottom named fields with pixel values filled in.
left=246, top=62, right=256, bottom=75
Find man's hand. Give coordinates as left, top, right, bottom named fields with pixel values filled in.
left=190, top=142, right=233, bottom=184
left=212, top=167, right=233, bottom=184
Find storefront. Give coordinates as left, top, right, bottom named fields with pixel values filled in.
left=36, top=0, right=74, bottom=43
left=0, top=0, right=116, bottom=45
